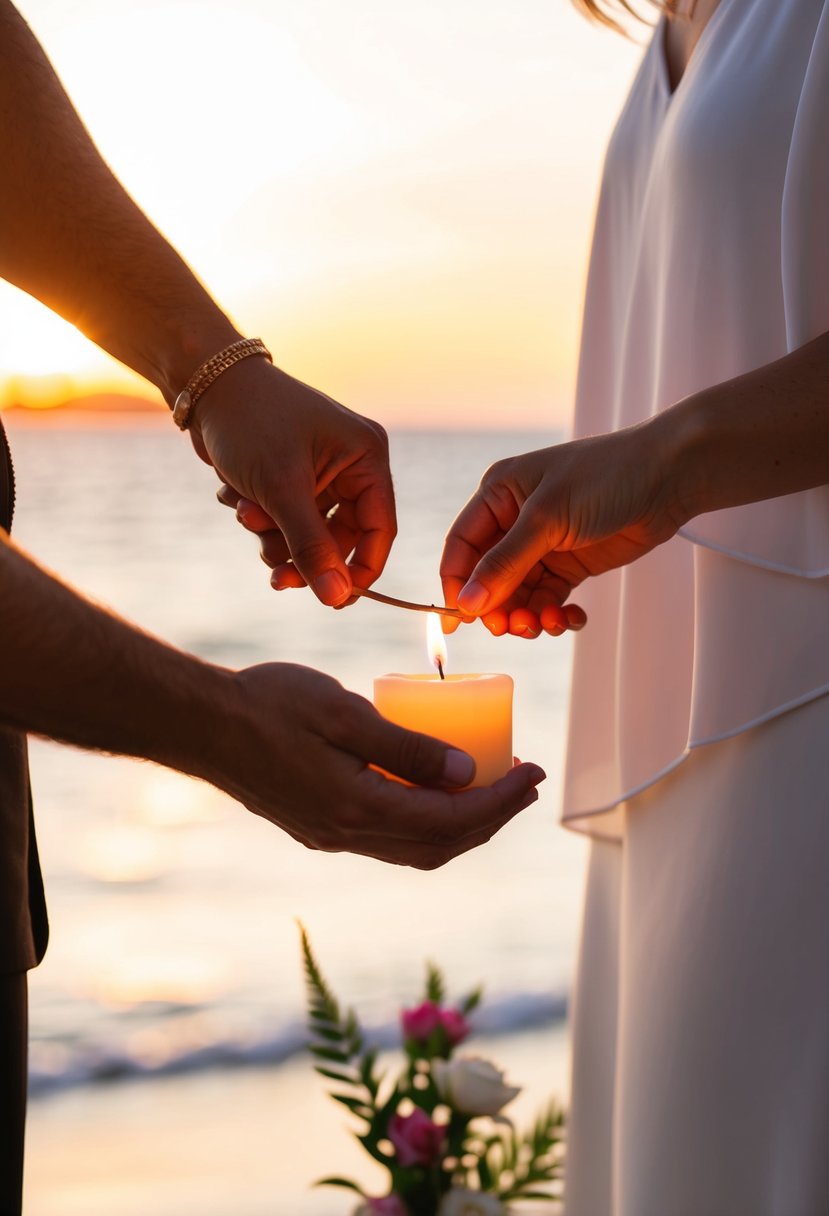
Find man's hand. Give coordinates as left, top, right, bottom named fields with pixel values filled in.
left=210, top=663, right=545, bottom=869
left=0, top=6, right=396, bottom=608
left=0, top=534, right=544, bottom=870
left=189, top=358, right=396, bottom=607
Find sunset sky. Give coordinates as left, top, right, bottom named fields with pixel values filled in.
left=1, top=0, right=641, bottom=428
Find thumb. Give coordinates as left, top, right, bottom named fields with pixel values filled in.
left=269, top=484, right=352, bottom=606
left=352, top=702, right=476, bottom=788
left=456, top=504, right=552, bottom=617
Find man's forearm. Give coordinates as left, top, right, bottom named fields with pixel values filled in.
left=0, top=2, right=239, bottom=400
left=0, top=529, right=234, bottom=781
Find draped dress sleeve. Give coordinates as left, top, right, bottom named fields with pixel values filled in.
left=561, top=0, right=829, bottom=838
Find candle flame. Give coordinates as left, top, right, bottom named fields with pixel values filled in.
left=427, top=612, right=448, bottom=674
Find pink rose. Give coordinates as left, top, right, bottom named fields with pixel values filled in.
left=401, top=1000, right=442, bottom=1043
left=389, top=1107, right=446, bottom=1167
left=439, top=1007, right=470, bottom=1046
left=370, top=1200, right=408, bottom=1216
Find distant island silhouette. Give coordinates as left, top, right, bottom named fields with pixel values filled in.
left=1, top=392, right=165, bottom=416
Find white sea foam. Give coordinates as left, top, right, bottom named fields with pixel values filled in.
left=28, top=987, right=569, bottom=1098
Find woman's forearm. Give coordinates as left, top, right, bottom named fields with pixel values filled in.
left=0, top=2, right=239, bottom=401
left=659, top=329, right=829, bottom=523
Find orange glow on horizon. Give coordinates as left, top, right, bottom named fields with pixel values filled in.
left=1, top=1, right=641, bottom=431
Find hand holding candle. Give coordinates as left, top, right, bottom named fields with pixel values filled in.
left=374, top=614, right=514, bottom=789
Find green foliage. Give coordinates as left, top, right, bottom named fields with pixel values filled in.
left=315, top=1176, right=365, bottom=1194
left=298, top=924, right=566, bottom=1213
left=299, top=921, right=388, bottom=1186
left=424, top=960, right=446, bottom=1004
left=459, top=986, right=483, bottom=1016
left=481, top=1100, right=566, bottom=1203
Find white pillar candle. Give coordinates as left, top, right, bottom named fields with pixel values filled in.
left=373, top=614, right=513, bottom=788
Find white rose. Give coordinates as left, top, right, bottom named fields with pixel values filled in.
left=432, top=1056, right=520, bottom=1117
left=438, top=1187, right=507, bottom=1216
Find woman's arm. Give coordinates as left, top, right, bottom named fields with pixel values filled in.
left=662, top=329, right=829, bottom=518
left=0, top=530, right=544, bottom=865
left=440, top=330, right=829, bottom=636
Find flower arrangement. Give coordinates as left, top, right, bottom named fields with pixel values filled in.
left=300, top=926, right=564, bottom=1216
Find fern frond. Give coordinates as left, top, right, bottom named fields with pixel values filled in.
left=493, top=1100, right=566, bottom=1201
left=300, top=922, right=341, bottom=1020
left=299, top=922, right=390, bottom=1133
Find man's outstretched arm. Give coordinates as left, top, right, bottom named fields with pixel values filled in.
left=0, top=2, right=395, bottom=605
left=0, top=530, right=544, bottom=868
left=0, top=4, right=236, bottom=397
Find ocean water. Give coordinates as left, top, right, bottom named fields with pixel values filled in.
left=4, top=414, right=587, bottom=1100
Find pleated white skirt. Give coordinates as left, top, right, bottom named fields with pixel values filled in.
left=564, top=694, right=829, bottom=1216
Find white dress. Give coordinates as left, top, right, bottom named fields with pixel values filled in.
left=561, top=3, right=829, bottom=1213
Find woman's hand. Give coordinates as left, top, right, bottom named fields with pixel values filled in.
left=190, top=358, right=396, bottom=607
left=440, top=421, right=689, bottom=638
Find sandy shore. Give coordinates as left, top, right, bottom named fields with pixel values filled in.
left=24, top=1024, right=569, bottom=1216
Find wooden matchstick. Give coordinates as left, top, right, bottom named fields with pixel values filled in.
left=350, top=587, right=468, bottom=620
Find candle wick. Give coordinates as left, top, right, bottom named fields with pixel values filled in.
left=437, top=658, right=445, bottom=681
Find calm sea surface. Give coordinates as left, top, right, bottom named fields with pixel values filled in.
left=4, top=415, right=587, bottom=1097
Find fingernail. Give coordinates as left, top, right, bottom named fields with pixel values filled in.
left=528, top=765, right=547, bottom=785
left=457, top=580, right=488, bottom=616
left=314, top=569, right=350, bottom=606
left=442, top=749, right=475, bottom=787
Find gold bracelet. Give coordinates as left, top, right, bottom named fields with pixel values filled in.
left=171, top=337, right=273, bottom=430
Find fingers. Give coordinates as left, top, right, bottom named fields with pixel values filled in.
left=259, top=481, right=353, bottom=606
left=455, top=501, right=553, bottom=618
left=344, top=480, right=397, bottom=589
left=358, top=760, right=547, bottom=860
left=348, top=782, right=542, bottom=869
left=483, top=602, right=586, bottom=639
left=272, top=563, right=306, bottom=591
left=264, top=437, right=395, bottom=603
left=269, top=507, right=359, bottom=591
left=216, top=483, right=240, bottom=510
left=216, top=486, right=280, bottom=535
left=344, top=697, right=478, bottom=788
left=440, top=494, right=504, bottom=633
left=216, top=489, right=304, bottom=587
left=564, top=602, right=588, bottom=630
left=220, top=476, right=395, bottom=600
left=335, top=696, right=547, bottom=845
left=508, top=607, right=541, bottom=639
left=481, top=608, right=510, bottom=636
left=440, top=575, right=465, bottom=636
left=238, top=500, right=278, bottom=533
